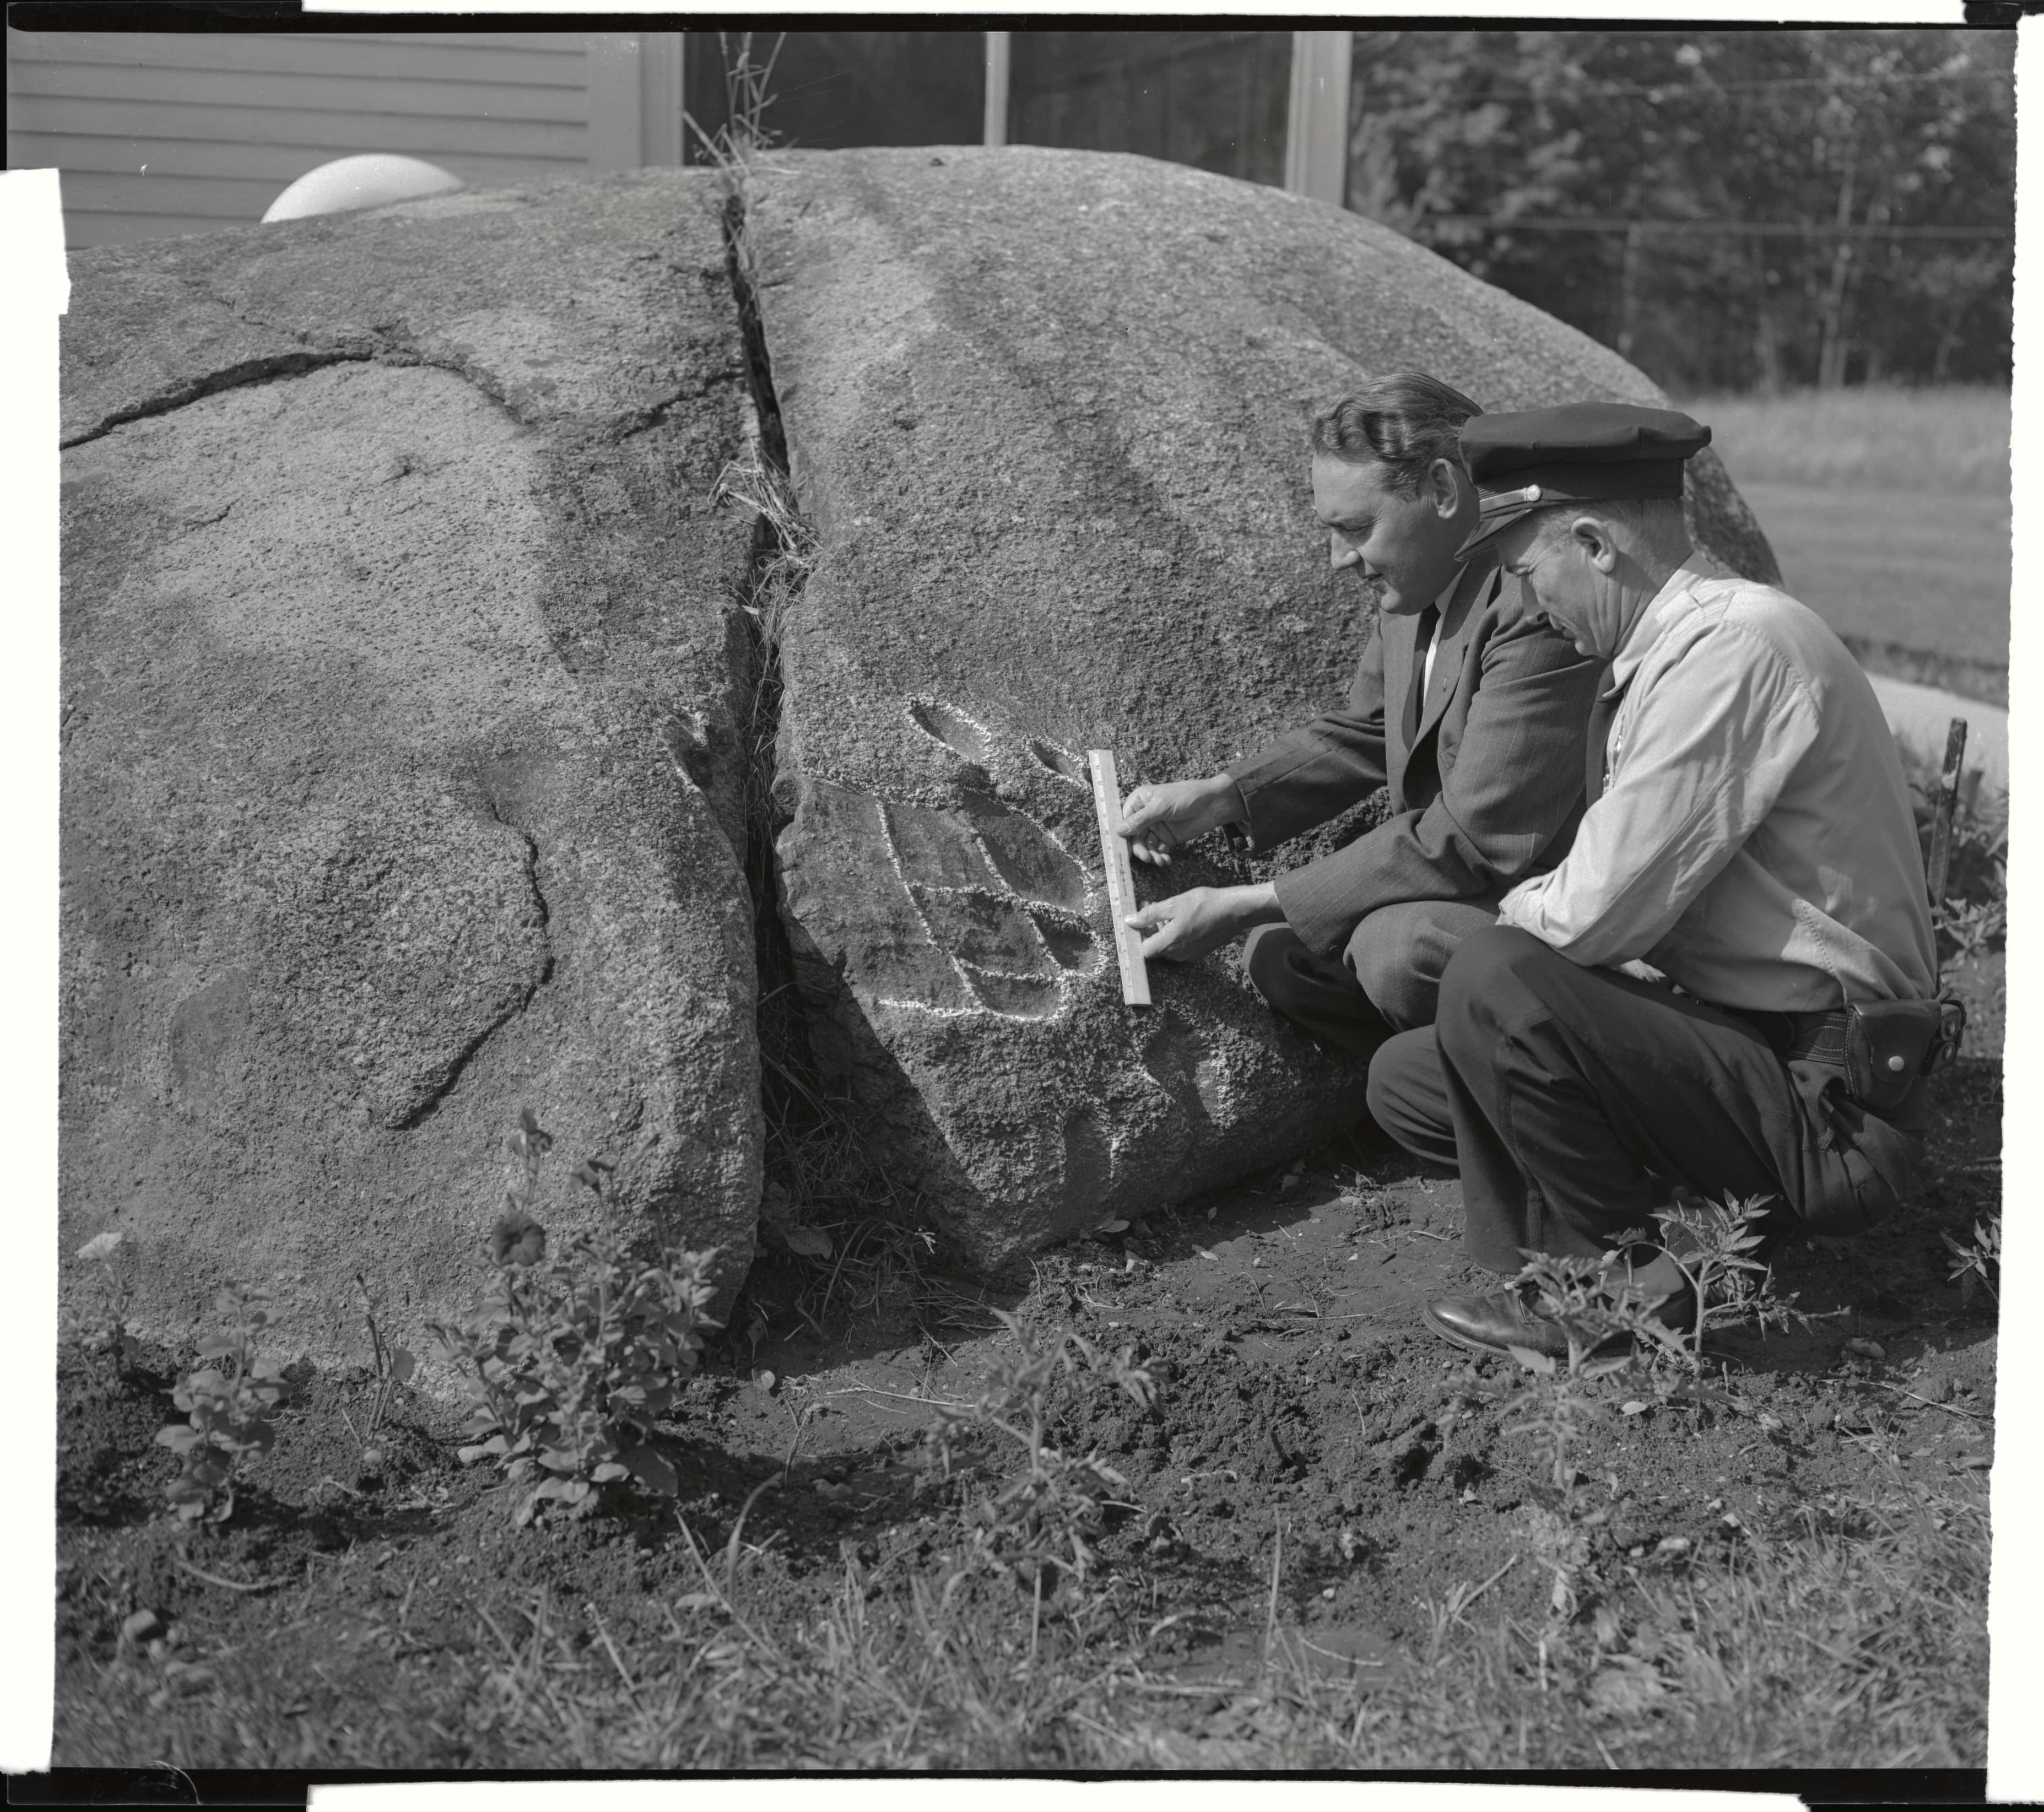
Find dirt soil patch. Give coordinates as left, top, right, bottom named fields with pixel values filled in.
left=50, top=1031, right=1999, bottom=1775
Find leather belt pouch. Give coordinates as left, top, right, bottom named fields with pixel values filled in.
left=1843, top=1000, right=1944, bottom=1115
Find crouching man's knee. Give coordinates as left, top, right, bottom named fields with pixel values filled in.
left=1435, top=924, right=1553, bottom=1054
left=1347, top=900, right=1502, bottom=1032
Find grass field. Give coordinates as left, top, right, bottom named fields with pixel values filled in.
left=1683, top=386, right=2011, bottom=493
left=1678, top=387, right=2011, bottom=701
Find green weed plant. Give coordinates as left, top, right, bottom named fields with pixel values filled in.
left=1942, top=1215, right=2000, bottom=1306
left=921, top=1310, right=1156, bottom=1599
left=1909, top=764, right=2008, bottom=961
left=1488, top=1199, right=1805, bottom=1615
left=1647, top=1193, right=1804, bottom=1362
left=346, top=1272, right=417, bottom=1478
left=1480, top=1253, right=1656, bottom=1618
left=428, top=1112, right=722, bottom=1526
left=155, top=1282, right=288, bottom=1525
left=72, top=1230, right=138, bottom=1376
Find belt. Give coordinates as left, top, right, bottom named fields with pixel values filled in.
left=1780, top=1008, right=1851, bottom=1066
left=1727, top=1004, right=1851, bottom=1067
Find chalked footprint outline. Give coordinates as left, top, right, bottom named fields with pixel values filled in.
left=891, top=702, right=1238, bottom=1124
left=901, top=704, right=1250, bottom=1129
left=885, top=704, right=1241, bottom=1216
left=878, top=698, right=1102, bottom=1020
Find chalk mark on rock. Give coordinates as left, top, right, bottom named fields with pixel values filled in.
left=1027, top=737, right=1089, bottom=785
left=905, top=697, right=995, bottom=766
left=851, top=716, right=1105, bottom=1020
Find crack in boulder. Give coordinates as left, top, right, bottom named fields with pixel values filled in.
left=713, top=185, right=834, bottom=1216
left=64, top=304, right=695, bottom=451
left=61, top=349, right=375, bottom=449
left=391, top=793, right=560, bottom=1132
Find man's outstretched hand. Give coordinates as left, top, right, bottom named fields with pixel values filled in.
left=1126, top=883, right=1283, bottom=963
left=1116, top=774, right=1247, bottom=865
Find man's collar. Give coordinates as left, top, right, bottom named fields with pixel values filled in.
left=1435, top=544, right=1500, bottom=616
left=1609, top=558, right=1713, bottom=693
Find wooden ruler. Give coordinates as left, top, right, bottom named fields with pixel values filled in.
left=1087, top=748, right=1151, bottom=1007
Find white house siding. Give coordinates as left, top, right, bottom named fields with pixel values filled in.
left=7, top=30, right=1343, bottom=247
left=6, top=30, right=618, bottom=247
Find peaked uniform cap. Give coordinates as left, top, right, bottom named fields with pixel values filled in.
left=1457, top=402, right=1711, bottom=556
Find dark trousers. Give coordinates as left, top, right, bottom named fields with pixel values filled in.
left=1243, top=899, right=1503, bottom=1059
left=1365, top=926, right=1838, bottom=1273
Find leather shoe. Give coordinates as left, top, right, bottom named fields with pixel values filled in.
left=1424, top=1284, right=1571, bottom=1359
left=1423, top=1281, right=1700, bottom=1360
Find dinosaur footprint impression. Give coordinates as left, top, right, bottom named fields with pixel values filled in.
left=802, top=699, right=1105, bottom=1021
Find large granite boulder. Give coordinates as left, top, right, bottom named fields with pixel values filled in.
left=59, top=149, right=1788, bottom=1323
left=60, top=172, right=764, bottom=1357
left=750, top=146, right=1780, bottom=1272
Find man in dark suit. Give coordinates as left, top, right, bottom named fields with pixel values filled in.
left=1117, top=372, right=1604, bottom=1062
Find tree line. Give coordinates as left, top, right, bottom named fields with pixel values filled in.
left=1347, top=27, right=2016, bottom=393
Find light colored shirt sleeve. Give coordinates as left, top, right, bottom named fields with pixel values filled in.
left=1497, top=620, right=1820, bottom=968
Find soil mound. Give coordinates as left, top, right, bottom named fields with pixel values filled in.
left=60, top=172, right=765, bottom=1357
left=748, top=146, right=1780, bottom=1269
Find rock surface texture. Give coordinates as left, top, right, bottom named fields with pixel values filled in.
left=749, top=147, right=1781, bottom=1270
left=60, top=172, right=764, bottom=1355
left=61, top=150, right=1788, bottom=1324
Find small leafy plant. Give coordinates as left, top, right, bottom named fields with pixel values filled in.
left=73, top=1230, right=138, bottom=1374
left=1490, top=1254, right=1653, bottom=1554
left=347, top=1272, right=417, bottom=1478
left=1489, top=1195, right=1816, bottom=1620
left=1935, top=895, right=2006, bottom=965
left=1489, top=1248, right=1726, bottom=1618
left=1911, top=767, right=2007, bottom=962
left=921, top=1310, right=1156, bottom=1599
left=1499, top=1251, right=1668, bottom=1378
left=155, top=1283, right=288, bottom=1525
left=427, top=1111, right=722, bottom=1527
left=1644, top=1192, right=1808, bottom=1365
left=1942, top=1214, right=2000, bottom=1306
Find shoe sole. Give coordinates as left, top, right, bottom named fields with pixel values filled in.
left=1423, top=1300, right=1699, bottom=1364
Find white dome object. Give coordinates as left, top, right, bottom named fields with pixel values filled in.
left=262, top=154, right=463, bottom=224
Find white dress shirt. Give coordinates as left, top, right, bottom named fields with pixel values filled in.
left=1496, top=555, right=1938, bottom=1011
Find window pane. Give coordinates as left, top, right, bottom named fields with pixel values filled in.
left=684, top=30, right=985, bottom=156
left=1009, top=31, right=1290, bottom=188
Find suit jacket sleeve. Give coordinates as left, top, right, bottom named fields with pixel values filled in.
left=1272, top=598, right=1605, bottom=962
left=1221, top=613, right=1390, bottom=848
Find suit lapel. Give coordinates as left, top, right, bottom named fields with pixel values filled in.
left=1377, top=605, right=1424, bottom=810
left=1382, top=604, right=1419, bottom=767
left=1413, top=562, right=1497, bottom=747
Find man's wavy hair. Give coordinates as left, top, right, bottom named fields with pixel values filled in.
left=1309, top=373, right=1485, bottom=499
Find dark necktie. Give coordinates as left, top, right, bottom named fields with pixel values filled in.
left=1403, top=604, right=1440, bottom=749
left=1585, top=673, right=1623, bottom=803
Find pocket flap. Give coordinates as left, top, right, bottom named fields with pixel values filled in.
left=1846, top=1000, right=1942, bottom=1112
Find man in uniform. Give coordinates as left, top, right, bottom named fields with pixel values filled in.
left=1362, top=402, right=1945, bottom=1354
left=1115, top=373, right=1604, bottom=1057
